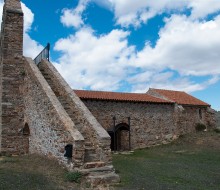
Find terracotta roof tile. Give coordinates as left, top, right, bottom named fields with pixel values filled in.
left=150, top=88, right=210, bottom=106
left=74, top=90, right=173, bottom=104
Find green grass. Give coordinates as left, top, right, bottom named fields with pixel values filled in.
left=113, top=131, right=220, bottom=190
left=0, top=131, right=219, bottom=190
left=65, top=171, right=83, bottom=183
left=0, top=155, right=80, bottom=190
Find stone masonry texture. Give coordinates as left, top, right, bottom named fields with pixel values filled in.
left=81, top=100, right=215, bottom=150
left=82, top=100, right=176, bottom=149
left=38, top=59, right=112, bottom=165
left=0, top=0, right=25, bottom=154
left=24, top=57, right=85, bottom=167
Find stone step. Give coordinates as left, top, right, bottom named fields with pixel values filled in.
left=86, top=172, right=120, bottom=187
left=84, top=161, right=105, bottom=169
left=80, top=165, right=114, bottom=175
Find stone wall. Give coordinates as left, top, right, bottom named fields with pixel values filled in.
left=0, top=0, right=25, bottom=154
left=82, top=100, right=177, bottom=149
left=38, top=59, right=112, bottom=164
left=81, top=100, right=214, bottom=150
left=23, top=57, right=85, bottom=167
left=203, top=107, right=217, bottom=129
left=174, top=105, right=208, bottom=135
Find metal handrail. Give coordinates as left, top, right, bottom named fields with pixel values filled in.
left=34, top=43, right=50, bottom=65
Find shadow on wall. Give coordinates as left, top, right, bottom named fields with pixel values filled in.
left=22, top=123, right=30, bottom=154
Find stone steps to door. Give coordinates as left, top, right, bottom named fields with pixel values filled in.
left=37, top=61, right=120, bottom=188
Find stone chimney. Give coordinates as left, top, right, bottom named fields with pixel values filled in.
left=0, top=0, right=26, bottom=155
left=1, top=0, right=23, bottom=55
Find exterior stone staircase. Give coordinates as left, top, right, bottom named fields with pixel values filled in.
left=82, top=163, right=120, bottom=188
left=0, top=0, right=119, bottom=188
left=39, top=69, right=99, bottom=163
left=38, top=62, right=120, bottom=188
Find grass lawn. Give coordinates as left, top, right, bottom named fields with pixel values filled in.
left=0, top=131, right=219, bottom=190
left=113, top=131, right=220, bottom=190
left=0, top=154, right=80, bottom=190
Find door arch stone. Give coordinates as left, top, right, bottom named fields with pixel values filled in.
left=109, top=122, right=130, bottom=151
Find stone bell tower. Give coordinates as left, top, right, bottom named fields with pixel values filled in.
left=0, top=0, right=26, bottom=154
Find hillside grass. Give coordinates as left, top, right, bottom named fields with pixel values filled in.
left=113, top=131, right=220, bottom=190
left=0, top=154, right=80, bottom=190
left=0, top=131, right=219, bottom=190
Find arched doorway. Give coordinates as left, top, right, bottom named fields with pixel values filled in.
left=115, top=123, right=130, bottom=151
left=108, top=122, right=131, bottom=151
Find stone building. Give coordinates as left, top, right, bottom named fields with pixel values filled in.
left=0, top=0, right=119, bottom=187
left=0, top=0, right=216, bottom=188
left=75, top=88, right=216, bottom=151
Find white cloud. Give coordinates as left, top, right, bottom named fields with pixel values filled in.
left=132, top=15, right=220, bottom=76
left=125, top=14, right=220, bottom=93
left=54, top=27, right=133, bottom=90
left=61, top=0, right=89, bottom=28
left=60, top=0, right=220, bottom=28
left=23, top=33, right=43, bottom=59
left=55, top=13, right=220, bottom=93
left=189, top=0, right=220, bottom=19
left=132, top=73, right=220, bottom=94
left=109, top=0, right=187, bottom=27
left=21, top=2, right=34, bottom=32
left=19, top=2, right=43, bottom=58
left=80, top=0, right=220, bottom=28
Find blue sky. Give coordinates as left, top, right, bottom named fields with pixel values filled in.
left=1, top=0, right=220, bottom=110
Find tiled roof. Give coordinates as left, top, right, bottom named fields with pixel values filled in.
left=74, top=90, right=173, bottom=104
left=150, top=88, right=210, bottom=106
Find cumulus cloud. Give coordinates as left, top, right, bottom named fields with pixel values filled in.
left=126, top=14, right=220, bottom=92
left=61, top=0, right=89, bottom=28
left=108, top=0, right=187, bottom=27
left=66, top=0, right=220, bottom=28
left=21, top=3, right=43, bottom=58
left=110, top=0, right=220, bottom=27
left=23, top=33, right=43, bottom=59
left=55, top=13, right=220, bottom=93
left=189, top=0, right=220, bottom=19
left=132, top=15, right=220, bottom=76
left=54, top=27, right=133, bottom=90
left=131, top=72, right=220, bottom=94
left=21, top=2, right=34, bottom=32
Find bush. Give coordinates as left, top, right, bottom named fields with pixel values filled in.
left=65, top=171, right=82, bottom=183
left=195, top=123, right=206, bottom=131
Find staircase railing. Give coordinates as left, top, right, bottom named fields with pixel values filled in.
left=34, top=43, right=50, bottom=65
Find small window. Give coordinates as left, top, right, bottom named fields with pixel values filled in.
left=64, top=144, right=73, bottom=158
